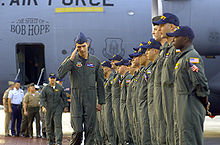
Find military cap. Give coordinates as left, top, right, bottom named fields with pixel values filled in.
left=152, top=16, right=161, bottom=25
left=49, top=73, right=56, bottom=79
left=166, top=26, right=195, bottom=40
left=14, top=80, right=20, bottom=83
left=146, top=39, right=162, bottom=50
left=28, top=83, right=35, bottom=88
left=153, top=13, right=179, bottom=26
left=8, top=81, right=14, bottom=86
left=124, top=62, right=132, bottom=66
left=102, top=60, right=112, bottom=68
left=131, top=46, right=147, bottom=57
left=115, top=59, right=129, bottom=66
left=75, top=32, right=88, bottom=44
left=128, top=57, right=133, bottom=61
left=57, top=78, right=64, bottom=82
left=109, top=54, right=123, bottom=61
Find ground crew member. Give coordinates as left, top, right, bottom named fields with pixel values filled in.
left=153, top=13, right=180, bottom=144
left=23, top=83, right=41, bottom=138
left=3, top=81, right=14, bottom=137
left=115, top=59, right=133, bottom=144
left=152, top=13, right=180, bottom=145
left=8, top=80, right=24, bottom=137
left=58, top=32, right=105, bottom=145
left=102, top=60, right=116, bottom=145
left=135, top=43, right=152, bottom=145
left=146, top=39, right=161, bottom=145
left=36, top=85, right=47, bottom=139
left=167, top=26, right=210, bottom=145
left=21, top=97, right=29, bottom=137
left=109, top=54, right=124, bottom=145
left=40, top=73, right=68, bottom=145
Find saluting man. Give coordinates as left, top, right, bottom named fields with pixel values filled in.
left=58, top=32, right=105, bottom=145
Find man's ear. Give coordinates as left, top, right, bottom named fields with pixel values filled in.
left=171, top=24, right=176, bottom=31
left=86, top=41, right=90, bottom=46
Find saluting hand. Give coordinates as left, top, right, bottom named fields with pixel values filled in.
left=70, top=48, right=78, bottom=61
left=96, top=104, right=102, bottom=112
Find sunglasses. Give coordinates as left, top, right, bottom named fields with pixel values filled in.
left=76, top=45, right=87, bottom=49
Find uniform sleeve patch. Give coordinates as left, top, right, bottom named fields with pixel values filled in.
left=147, top=70, right=151, bottom=74
left=176, top=49, right=181, bottom=53
left=175, top=63, right=180, bottom=70
left=189, top=57, right=199, bottom=64
left=126, top=79, right=131, bottom=84
left=166, top=52, right=170, bottom=58
left=76, top=62, right=82, bottom=67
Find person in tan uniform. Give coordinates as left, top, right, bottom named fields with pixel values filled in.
left=23, top=83, right=41, bottom=138
left=3, top=81, right=14, bottom=137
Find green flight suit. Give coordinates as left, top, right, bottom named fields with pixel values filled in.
left=58, top=54, right=105, bottom=145
left=138, top=64, right=152, bottom=145
left=112, top=73, right=124, bottom=144
left=103, top=75, right=116, bottom=145
left=161, top=44, right=181, bottom=145
left=95, top=112, right=103, bottom=145
left=126, top=73, right=137, bottom=144
left=40, top=83, right=68, bottom=145
left=153, top=43, right=169, bottom=145
left=147, top=61, right=157, bottom=145
left=174, top=45, right=209, bottom=145
left=134, top=67, right=145, bottom=145
left=120, top=71, right=133, bottom=144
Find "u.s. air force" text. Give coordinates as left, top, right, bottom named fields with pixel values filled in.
left=9, top=0, right=114, bottom=6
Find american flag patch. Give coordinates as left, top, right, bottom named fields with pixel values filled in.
left=87, top=63, right=94, bottom=68
left=189, top=62, right=199, bottom=72
left=147, top=70, right=151, bottom=75
left=144, top=73, right=148, bottom=82
left=189, top=57, right=199, bottom=64
left=126, top=79, right=131, bottom=84
left=176, top=49, right=181, bottom=53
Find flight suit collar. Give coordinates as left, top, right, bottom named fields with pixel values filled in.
left=177, top=44, right=194, bottom=60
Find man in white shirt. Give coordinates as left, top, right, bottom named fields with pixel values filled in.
left=8, top=80, right=24, bottom=137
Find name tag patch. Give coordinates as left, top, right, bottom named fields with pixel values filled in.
left=87, top=63, right=94, bottom=68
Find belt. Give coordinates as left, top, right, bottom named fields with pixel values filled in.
left=11, top=103, right=21, bottom=106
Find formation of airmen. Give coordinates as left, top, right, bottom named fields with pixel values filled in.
left=93, top=13, right=211, bottom=145
left=2, top=12, right=211, bottom=145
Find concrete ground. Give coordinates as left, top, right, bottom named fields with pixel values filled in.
left=0, top=105, right=220, bottom=145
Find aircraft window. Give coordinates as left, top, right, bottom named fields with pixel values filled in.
left=62, top=49, right=67, bottom=55
left=16, top=43, right=46, bottom=85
